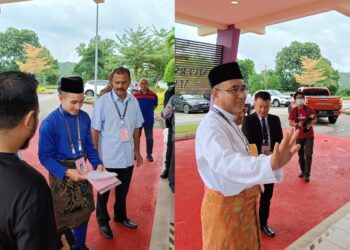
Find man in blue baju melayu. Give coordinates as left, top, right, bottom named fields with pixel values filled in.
left=38, top=77, right=105, bottom=250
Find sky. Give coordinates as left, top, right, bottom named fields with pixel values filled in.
left=0, top=0, right=174, bottom=63
left=176, top=11, right=350, bottom=73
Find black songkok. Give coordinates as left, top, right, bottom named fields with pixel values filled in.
left=59, top=77, right=84, bottom=94
left=208, top=62, right=243, bottom=88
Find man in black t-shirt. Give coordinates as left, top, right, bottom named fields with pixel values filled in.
left=0, top=72, right=69, bottom=250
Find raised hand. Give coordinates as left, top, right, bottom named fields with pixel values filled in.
left=270, top=128, right=300, bottom=170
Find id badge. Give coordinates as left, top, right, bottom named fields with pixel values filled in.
left=119, top=127, right=130, bottom=142
left=261, top=144, right=271, bottom=155
left=75, top=157, right=88, bottom=173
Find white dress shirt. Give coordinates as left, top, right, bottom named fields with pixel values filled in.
left=196, top=105, right=282, bottom=196
left=91, top=91, right=144, bottom=169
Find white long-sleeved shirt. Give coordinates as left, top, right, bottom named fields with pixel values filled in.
left=195, top=105, right=283, bottom=196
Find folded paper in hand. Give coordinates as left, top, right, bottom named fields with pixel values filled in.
left=87, top=171, right=117, bottom=180
left=86, top=171, right=121, bottom=194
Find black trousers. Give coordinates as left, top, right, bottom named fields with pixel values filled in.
left=140, top=124, right=154, bottom=156
left=259, top=183, right=274, bottom=226
left=297, top=137, right=314, bottom=177
left=164, top=126, right=174, bottom=171
left=96, top=166, right=134, bottom=225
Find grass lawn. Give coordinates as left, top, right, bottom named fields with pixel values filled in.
left=175, top=123, right=199, bottom=135
left=150, top=86, right=167, bottom=112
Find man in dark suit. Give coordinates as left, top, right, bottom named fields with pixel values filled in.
left=242, top=91, right=283, bottom=237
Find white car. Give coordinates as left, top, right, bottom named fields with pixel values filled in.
left=254, top=89, right=290, bottom=107
left=84, top=80, right=109, bottom=96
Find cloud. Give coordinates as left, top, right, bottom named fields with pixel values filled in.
left=176, top=11, right=350, bottom=72
left=0, top=0, right=174, bottom=62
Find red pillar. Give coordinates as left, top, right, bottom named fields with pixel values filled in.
left=216, top=24, right=241, bottom=63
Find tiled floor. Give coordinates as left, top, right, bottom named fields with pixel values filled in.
left=311, top=213, right=350, bottom=250
left=287, top=202, right=350, bottom=250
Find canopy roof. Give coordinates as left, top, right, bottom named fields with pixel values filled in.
left=176, top=0, right=350, bottom=35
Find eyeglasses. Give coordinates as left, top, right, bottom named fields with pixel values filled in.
left=215, top=85, right=248, bottom=96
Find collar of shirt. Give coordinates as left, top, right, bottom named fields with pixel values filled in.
left=112, top=90, right=131, bottom=104
left=258, top=115, right=268, bottom=122
left=59, top=104, right=78, bottom=118
left=212, top=104, right=236, bottom=124
left=141, top=89, right=149, bottom=95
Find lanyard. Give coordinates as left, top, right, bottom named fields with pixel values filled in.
left=212, top=107, right=251, bottom=155
left=59, top=107, right=82, bottom=156
left=111, top=92, right=129, bottom=124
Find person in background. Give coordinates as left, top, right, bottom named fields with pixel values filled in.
left=134, top=78, right=158, bottom=162
left=288, top=91, right=317, bottom=182
left=196, top=62, right=300, bottom=249
left=91, top=66, right=144, bottom=239
left=242, top=91, right=283, bottom=237
left=0, top=71, right=69, bottom=250
left=39, top=76, right=105, bottom=250
left=160, top=84, right=175, bottom=179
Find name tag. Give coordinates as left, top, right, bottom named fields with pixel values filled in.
left=75, top=157, right=88, bottom=173
left=261, top=144, right=271, bottom=155
left=119, top=127, right=130, bottom=142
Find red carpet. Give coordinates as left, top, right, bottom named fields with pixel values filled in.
left=23, top=127, right=164, bottom=250
left=175, top=133, right=350, bottom=250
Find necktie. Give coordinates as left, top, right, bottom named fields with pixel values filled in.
left=261, top=117, right=268, bottom=144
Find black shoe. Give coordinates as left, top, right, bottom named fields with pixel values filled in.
left=304, top=176, right=310, bottom=182
left=298, top=172, right=304, bottom=178
left=115, top=218, right=138, bottom=229
left=160, top=169, right=169, bottom=179
left=147, top=155, right=154, bottom=162
left=98, top=223, right=113, bottom=239
left=261, top=225, right=275, bottom=237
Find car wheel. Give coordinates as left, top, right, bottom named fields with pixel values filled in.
left=328, top=116, right=337, bottom=124
left=183, top=104, right=190, bottom=114
left=85, top=90, right=94, bottom=96
left=272, top=99, right=280, bottom=107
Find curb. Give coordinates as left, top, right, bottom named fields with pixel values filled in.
left=175, top=133, right=195, bottom=141
left=286, top=201, right=350, bottom=250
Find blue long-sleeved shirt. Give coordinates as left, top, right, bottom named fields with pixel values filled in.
left=38, top=106, right=102, bottom=180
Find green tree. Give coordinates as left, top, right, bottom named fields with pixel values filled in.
left=0, top=27, right=40, bottom=72
left=314, top=58, right=340, bottom=94
left=247, top=72, right=264, bottom=93
left=40, top=48, right=60, bottom=85
left=237, top=59, right=255, bottom=83
left=73, top=36, right=117, bottom=81
left=262, top=70, right=281, bottom=90
left=275, top=41, right=321, bottom=91
left=164, top=58, right=174, bottom=84
left=144, top=27, right=174, bottom=84
left=115, top=26, right=156, bottom=80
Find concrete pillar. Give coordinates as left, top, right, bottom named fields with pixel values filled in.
left=216, top=24, right=241, bottom=63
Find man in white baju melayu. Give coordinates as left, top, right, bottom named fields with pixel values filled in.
left=196, top=62, right=300, bottom=250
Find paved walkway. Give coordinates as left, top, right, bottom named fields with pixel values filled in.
left=288, top=202, right=350, bottom=250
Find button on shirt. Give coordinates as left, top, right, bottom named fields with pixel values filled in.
left=91, top=91, right=144, bottom=169
left=196, top=105, right=281, bottom=196
left=39, top=107, right=102, bottom=180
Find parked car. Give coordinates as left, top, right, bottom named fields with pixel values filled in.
left=174, top=94, right=209, bottom=114
left=254, top=89, right=290, bottom=107
left=297, top=87, right=342, bottom=124
left=84, top=80, right=109, bottom=96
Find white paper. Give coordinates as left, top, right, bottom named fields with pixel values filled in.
left=87, top=171, right=117, bottom=181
